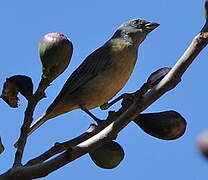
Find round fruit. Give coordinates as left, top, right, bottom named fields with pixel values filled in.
left=89, top=141, right=124, bottom=169
left=197, top=130, right=208, bottom=158
left=134, top=111, right=186, bottom=140
left=39, top=32, right=73, bottom=81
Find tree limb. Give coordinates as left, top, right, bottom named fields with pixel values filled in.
left=13, top=78, right=50, bottom=167
left=25, top=124, right=100, bottom=166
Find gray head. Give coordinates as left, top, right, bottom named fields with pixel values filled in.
left=113, top=18, right=159, bottom=44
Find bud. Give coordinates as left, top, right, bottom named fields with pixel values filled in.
left=147, top=67, right=171, bottom=88
left=134, top=111, right=187, bottom=140
left=89, top=141, right=124, bottom=169
left=205, top=0, right=208, bottom=20
left=39, top=32, right=73, bottom=81
left=0, top=137, right=4, bottom=154
left=197, top=130, right=208, bottom=158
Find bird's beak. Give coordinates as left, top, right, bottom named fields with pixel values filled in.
left=145, top=22, right=160, bottom=32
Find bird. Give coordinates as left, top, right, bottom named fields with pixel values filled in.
left=28, top=18, right=159, bottom=136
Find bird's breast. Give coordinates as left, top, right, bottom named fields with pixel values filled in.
left=81, top=47, right=138, bottom=109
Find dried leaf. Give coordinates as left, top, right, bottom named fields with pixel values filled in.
left=9, top=75, right=33, bottom=100
left=1, top=75, right=33, bottom=107
left=1, top=78, right=19, bottom=107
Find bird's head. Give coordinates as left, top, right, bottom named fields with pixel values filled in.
left=113, top=19, right=160, bottom=44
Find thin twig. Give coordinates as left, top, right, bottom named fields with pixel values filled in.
left=13, top=78, right=50, bottom=167
left=25, top=124, right=101, bottom=166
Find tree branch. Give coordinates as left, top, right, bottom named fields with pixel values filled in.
left=25, top=124, right=101, bottom=166
left=13, top=78, right=50, bottom=167
left=24, top=84, right=148, bottom=166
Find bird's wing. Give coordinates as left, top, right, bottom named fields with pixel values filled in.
left=50, top=42, right=113, bottom=103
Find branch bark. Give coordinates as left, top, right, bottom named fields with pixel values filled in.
left=13, top=78, right=50, bottom=167
left=25, top=124, right=100, bottom=166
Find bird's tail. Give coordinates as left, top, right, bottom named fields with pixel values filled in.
left=14, top=113, right=49, bottom=148
left=28, top=112, right=48, bottom=136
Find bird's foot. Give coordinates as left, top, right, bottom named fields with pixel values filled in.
left=95, top=119, right=108, bottom=128
left=100, top=102, right=110, bottom=110
left=81, top=107, right=107, bottom=128
left=86, top=113, right=107, bottom=128
left=100, top=93, right=133, bottom=110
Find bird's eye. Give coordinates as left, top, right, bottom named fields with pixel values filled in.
left=132, top=20, right=140, bottom=25
left=131, top=19, right=146, bottom=29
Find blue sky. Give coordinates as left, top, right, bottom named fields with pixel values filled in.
left=0, top=0, right=208, bottom=179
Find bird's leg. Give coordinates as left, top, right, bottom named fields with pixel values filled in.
left=100, top=93, right=133, bottom=110
left=80, top=106, right=107, bottom=127
left=100, top=83, right=151, bottom=110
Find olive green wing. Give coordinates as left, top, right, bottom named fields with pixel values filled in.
left=49, top=43, right=113, bottom=106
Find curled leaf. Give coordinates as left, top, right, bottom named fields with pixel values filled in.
left=1, top=78, right=19, bottom=107
left=1, top=75, right=33, bottom=107
left=89, top=141, right=124, bottom=169
left=134, top=110, right=187, bottom=140
left=9, top=75, right=33, bottom=100
left=147, top=67, right=171, bottom=88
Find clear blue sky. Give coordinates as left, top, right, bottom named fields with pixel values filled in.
left=0, top=0, right=207, bottom=179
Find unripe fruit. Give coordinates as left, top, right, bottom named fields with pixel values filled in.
left=147, top=67, right=171, bottom=88
left=0, top=137, right=4, bottom=154
left=89, top=141, right=124, bottom=169
left=197, top=130, right=208, bottom=158
left=134, top=111, right=186, bottom=140
left=205, top=0, right=208, bottom=20
left=39, top=32, right=73, bottom=81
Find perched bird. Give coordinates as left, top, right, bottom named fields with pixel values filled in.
left=28, top=19, right=159, bottom=136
